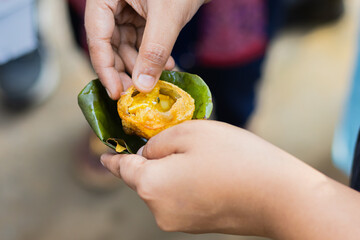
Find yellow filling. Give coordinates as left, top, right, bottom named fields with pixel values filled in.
left=118, top=80, right=195, bottom=139
left=128, top=85, right=176, bottom=114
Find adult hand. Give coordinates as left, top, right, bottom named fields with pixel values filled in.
left=101, top=120, right=360, bottom=239
left=85, top=0, right=206, bottom=100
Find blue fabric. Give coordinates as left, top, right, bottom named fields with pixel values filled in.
left=0, top=0, right=33, bottom=16
left=332, top=25, right=360, bottom=175
left=350, top=131, right=360, bottom=191
left=0, top=0, right=37, bottom=64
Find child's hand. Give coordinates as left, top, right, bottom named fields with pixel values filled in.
left=100, top=120, right=300, bottom=235
left=100, top=120, right=360, bottom=239
left=85, top=0, right=206, bottom=99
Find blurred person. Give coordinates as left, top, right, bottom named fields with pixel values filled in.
left=0, top=0, right=59, bottom=110
left=171, top=0, right=285, bottom=127
left=172, top=0, right=343, bottom=127
left=81, top=0, right=343, bottom=128
left=85, top=0, right=360, bottom=239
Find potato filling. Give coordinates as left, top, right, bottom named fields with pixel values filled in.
left=128, top=85, right=176, bottom=114
left=118, top=80, right=195, bottom=139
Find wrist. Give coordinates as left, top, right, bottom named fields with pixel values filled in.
left=265, top=158, right=360, bottom=240
left=212, top=153, right=305, bottom=237
left=264, top=159, right=325, bottom=239
left=226, top=151, right=326, bottom=238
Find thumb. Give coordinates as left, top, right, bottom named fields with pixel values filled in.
left=132, top=4, right=184, bottom=92
left=100, top=153, right=147, bottom=190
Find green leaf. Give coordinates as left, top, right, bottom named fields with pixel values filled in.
left=160, top=71, right=213, bottom=119
left=77, top=80, right=147, bottom=154
left=78, top=71, right=213, bottom=154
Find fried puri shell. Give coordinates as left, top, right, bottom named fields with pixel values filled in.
left=117, top=80, right=195, bottom=139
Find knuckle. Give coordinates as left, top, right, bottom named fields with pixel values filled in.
left=111, top=154, right=122, bottom=168
left=119, top=154, right=132, bottom=166
left=98, top=0, right=118, bottom=11
left=141, top=43, right=168, bottom=66
left=136, top=164, right=157, bottom=200
left=171, top=122, right=193, bottom=137
left=122, top=154, right=141, bottom=171
left=142, top=141, right=155, bottom=159
left=119, top=154, right=145, bottom=184
left=136, top=175, right=153, bottom=201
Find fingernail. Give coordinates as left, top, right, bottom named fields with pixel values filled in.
left=122, top=80, right=133, bottom=91
left=100, top=155, right=105, bottom=166
left=137, top=74, right=155, bottom=90
left=105, top=88, right=112, bottom=98
left=137, top=146, right=144, bottom=156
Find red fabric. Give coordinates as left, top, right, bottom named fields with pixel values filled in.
left=67, top=0, right=267, bottom=66
left=67, top=0, right=88, bottom=54
left=197, top=0, right=267, bottom=67
left=67, top=0, right=86, bottom=15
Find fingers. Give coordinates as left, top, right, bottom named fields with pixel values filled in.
left=141, top=122, right=192, bottom=160
left=131, top=3, right=185, bottom=93
left=120, top=72, right=133, bottom=91
left=100, top=153, right=147, bottom=190
left=116, top=24, right=137, bottom=75
left=85, top=0, right=122, bottom=100
left=165, top=56, right=176, bottom=70
left=86, top=0, right=200, bottom=97
left=118, top=44, right=138, bottom=75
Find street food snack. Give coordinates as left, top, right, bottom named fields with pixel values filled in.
left=117, top=80, right=195, bottom=139
left=78, top=71, right=212, bottom=154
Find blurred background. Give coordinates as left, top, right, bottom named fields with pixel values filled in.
left=0, top=0, right=359, bottom=239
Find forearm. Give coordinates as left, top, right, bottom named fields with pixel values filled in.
left=268, top=160, right=360, bottom=240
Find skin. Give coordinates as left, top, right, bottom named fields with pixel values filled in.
left=86, top=1, right=360, bottom=238
left=101, top=121, right=360, bottom=239
left=85, top=0, right=207, bottom=99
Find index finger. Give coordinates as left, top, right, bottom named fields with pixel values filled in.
left=85, top=0, right=122, bottom=99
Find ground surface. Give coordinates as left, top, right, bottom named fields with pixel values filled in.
left=0, top=0, right=359, bottom=239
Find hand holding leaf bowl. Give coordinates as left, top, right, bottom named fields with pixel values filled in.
left=78, top=71, right=213, bottom=154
